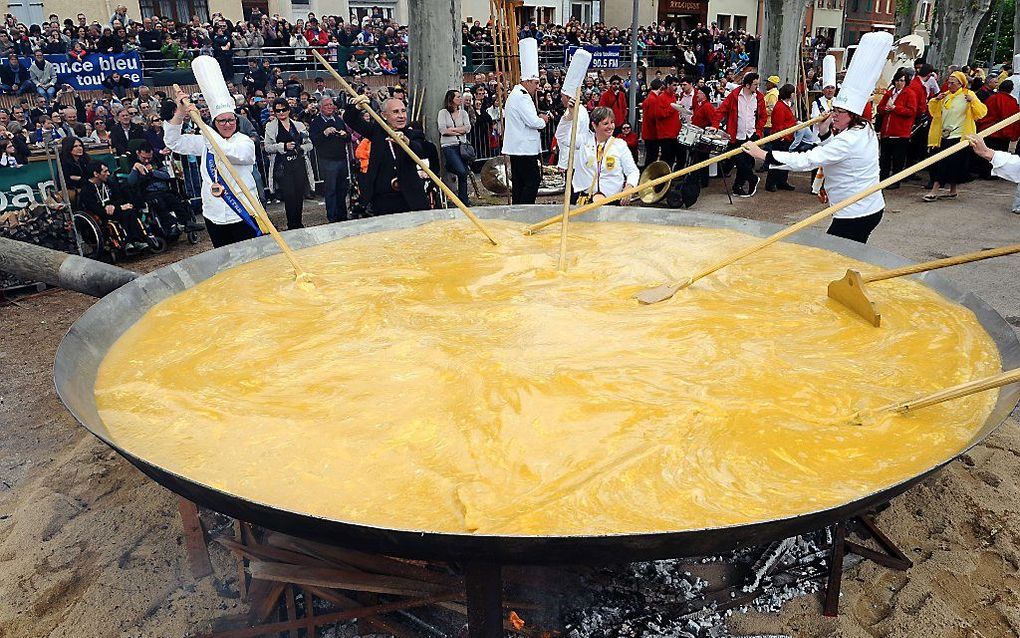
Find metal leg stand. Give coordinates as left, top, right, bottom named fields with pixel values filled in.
left=823, top=515, right=912, bottom=617
left=717, top=153, right=734, bottom=205
left=465, top=562, right=504, bottom=638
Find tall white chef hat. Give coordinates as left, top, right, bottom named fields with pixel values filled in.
left=519, top=38, right=539, bottom=81
left=561, top=49, right=592, bottom=96
left=192, top=55, right=235, bottom=119
left=822, top=55, right=837, bottom=89
left=832, top=31, right=893, bottom=116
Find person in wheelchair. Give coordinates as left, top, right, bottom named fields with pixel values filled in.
left=78, top=160, right=150, bottom=253
left=126, top=142, right=202, bottom=235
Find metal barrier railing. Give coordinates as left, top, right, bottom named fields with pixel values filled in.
left=135, top=43, right=697, bottom=80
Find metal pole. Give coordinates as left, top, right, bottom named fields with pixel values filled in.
left=50, top=137, right=82, bottom=257
left=629, top=0, right=640, bottom=127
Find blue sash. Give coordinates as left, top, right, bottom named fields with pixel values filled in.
left=205, top=150, right=262, bottom=235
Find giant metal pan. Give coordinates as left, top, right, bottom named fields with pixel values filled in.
left=53, top=206, right=1020, bottom=564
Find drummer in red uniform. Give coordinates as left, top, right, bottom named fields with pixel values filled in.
left=656, top=76, right=682, bottom=167
left=640, top=78, right=664, bottom=168
left=691, top=86, right=717, bottom=129
left=765, top=84, right=797, bottom=192
left=711, top=72, right=767, bottom=198
left=670, top=76, right=704, bottom=167
left=597, top=75, right=629, bottom=133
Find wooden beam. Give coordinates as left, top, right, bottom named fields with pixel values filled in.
left=176, top=498, right=213, bottom=580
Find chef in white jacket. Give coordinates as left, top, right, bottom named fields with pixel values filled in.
left=555, top=100, right=639, bottom=205
left=502, top=37, right=550, bottom=204
left=801, top=55, right=838, bottom=149
left=164, top=62, right=261, bottom=248
left=970, top=133, right=1020, bottom=189
left=744, top=32, right=891, bottom=244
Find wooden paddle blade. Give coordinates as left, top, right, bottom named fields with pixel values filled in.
left=634, top=281, right=685, bottom=304
left=827, top=269, right=880, bottom=327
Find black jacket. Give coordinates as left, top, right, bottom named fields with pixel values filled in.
left=110, top=122, right=146, bottom=155
left=309, top=114, right=350, bottom=162
left=0, top=62, right=30, bottom=87
left=139, top=29, right=163, bottom=51
left=343, top=105, right=432, bottom=211
left=78, top=178, right=129, bottom=218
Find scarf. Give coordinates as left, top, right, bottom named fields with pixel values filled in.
left=941, top=71, right=970, bottom=110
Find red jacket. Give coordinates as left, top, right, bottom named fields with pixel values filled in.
left=978, top=91, right=1020, bottom=140
left=691, top=100, right=717, bottom=128
left=656, top=88, right=681, bottom=139
left=909, top=76, right=932, bottom=102
left=877, top=87, right=919, bottom=138
left=640, top=90, right=664, bottom=140
left=304, top=28, right=329, bottom=53
left=770, top=100, right=797, bottom=141
left=598, top=88, right=629, bottom=129
left=617, top=131, right=639, bottom=159
left=713, top=87, right=767, bottom=142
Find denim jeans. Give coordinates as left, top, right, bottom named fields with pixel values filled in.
left=37, top=85, right=56, bottom=101
left=318, top=156, right=350, bottom=222
left=442, top=144, right=470, bottom=204
left=0, top=81, right=36, bottom=96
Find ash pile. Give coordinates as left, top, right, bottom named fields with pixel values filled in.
left=561, top=528, right=851, bottom=638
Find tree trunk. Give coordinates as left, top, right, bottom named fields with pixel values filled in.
left=970, top=2, right=994, bottom=63
left=895, top=0, right=919, bottom=37
left=1014, top=0, right=1020, bottom=56
left=760, top=0, right=810, bottom=86
left=408, top=0, right=462, bottom=155
left=928, top=0, right=993, bottom=70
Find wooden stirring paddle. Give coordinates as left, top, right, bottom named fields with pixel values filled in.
left=828, top=243, right=1020, bottom=326
left=310, top=50, right=497, bottom=246
left=633, top=110, right=1020, bottom=305
left=849, top=368, right=1020, bottom=425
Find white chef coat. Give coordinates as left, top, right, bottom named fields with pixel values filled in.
left=503, top=84, right=545, bottom=156
left=554, top=105, right=639, bottom=196
left=771, top=124, right=884, bottom=219
left=163, top=122, right=258, bottom=226
left=991, top=150, right=1020, bottom=182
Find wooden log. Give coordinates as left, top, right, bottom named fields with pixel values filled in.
left=177, top=498, right=213, bottom=580
left=246, top=579, right=286, bottom=624
left=247, top=562, right=454, bottom=597
left=265, top=533, right=462, bottom=587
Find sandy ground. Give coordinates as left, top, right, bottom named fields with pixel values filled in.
left=2, top=171, right=1019, bottom=638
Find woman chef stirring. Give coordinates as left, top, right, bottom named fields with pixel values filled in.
left=743, top=32, right=893, bottom=244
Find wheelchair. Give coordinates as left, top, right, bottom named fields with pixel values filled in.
left=71, top=207, right=164, bottom=264
left=116, top=141, right=203, bottom=247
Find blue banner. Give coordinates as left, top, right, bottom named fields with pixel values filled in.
left=17, top=52, right=143, bottom=90
left=564, top=45, right=623, bottom=69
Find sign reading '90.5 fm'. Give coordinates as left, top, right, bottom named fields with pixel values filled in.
left=564, top=45, right=622, bottom=69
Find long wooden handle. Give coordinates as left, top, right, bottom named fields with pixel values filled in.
left=523, top=114, right=827, bottom=235
left=558, top=88, right=582, bottom=272
left=865, top=243, right=1020, bottom=282
left=876, top=368, right=1020, bottom=414
left=174, top=86, right=307, bottom=277
left=675, top=110, right=1020, bottom=291
left=311, top=50, right=497, bottom=246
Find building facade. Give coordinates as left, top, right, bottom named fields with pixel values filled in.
left=805, top=0, right=844, bottom=47
left=841, top=0, right=896, bottom=46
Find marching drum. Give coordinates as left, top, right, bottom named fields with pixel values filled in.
left=697, top=129, right=731, bottom=155
left=677, top=123, right=704, bottom=147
